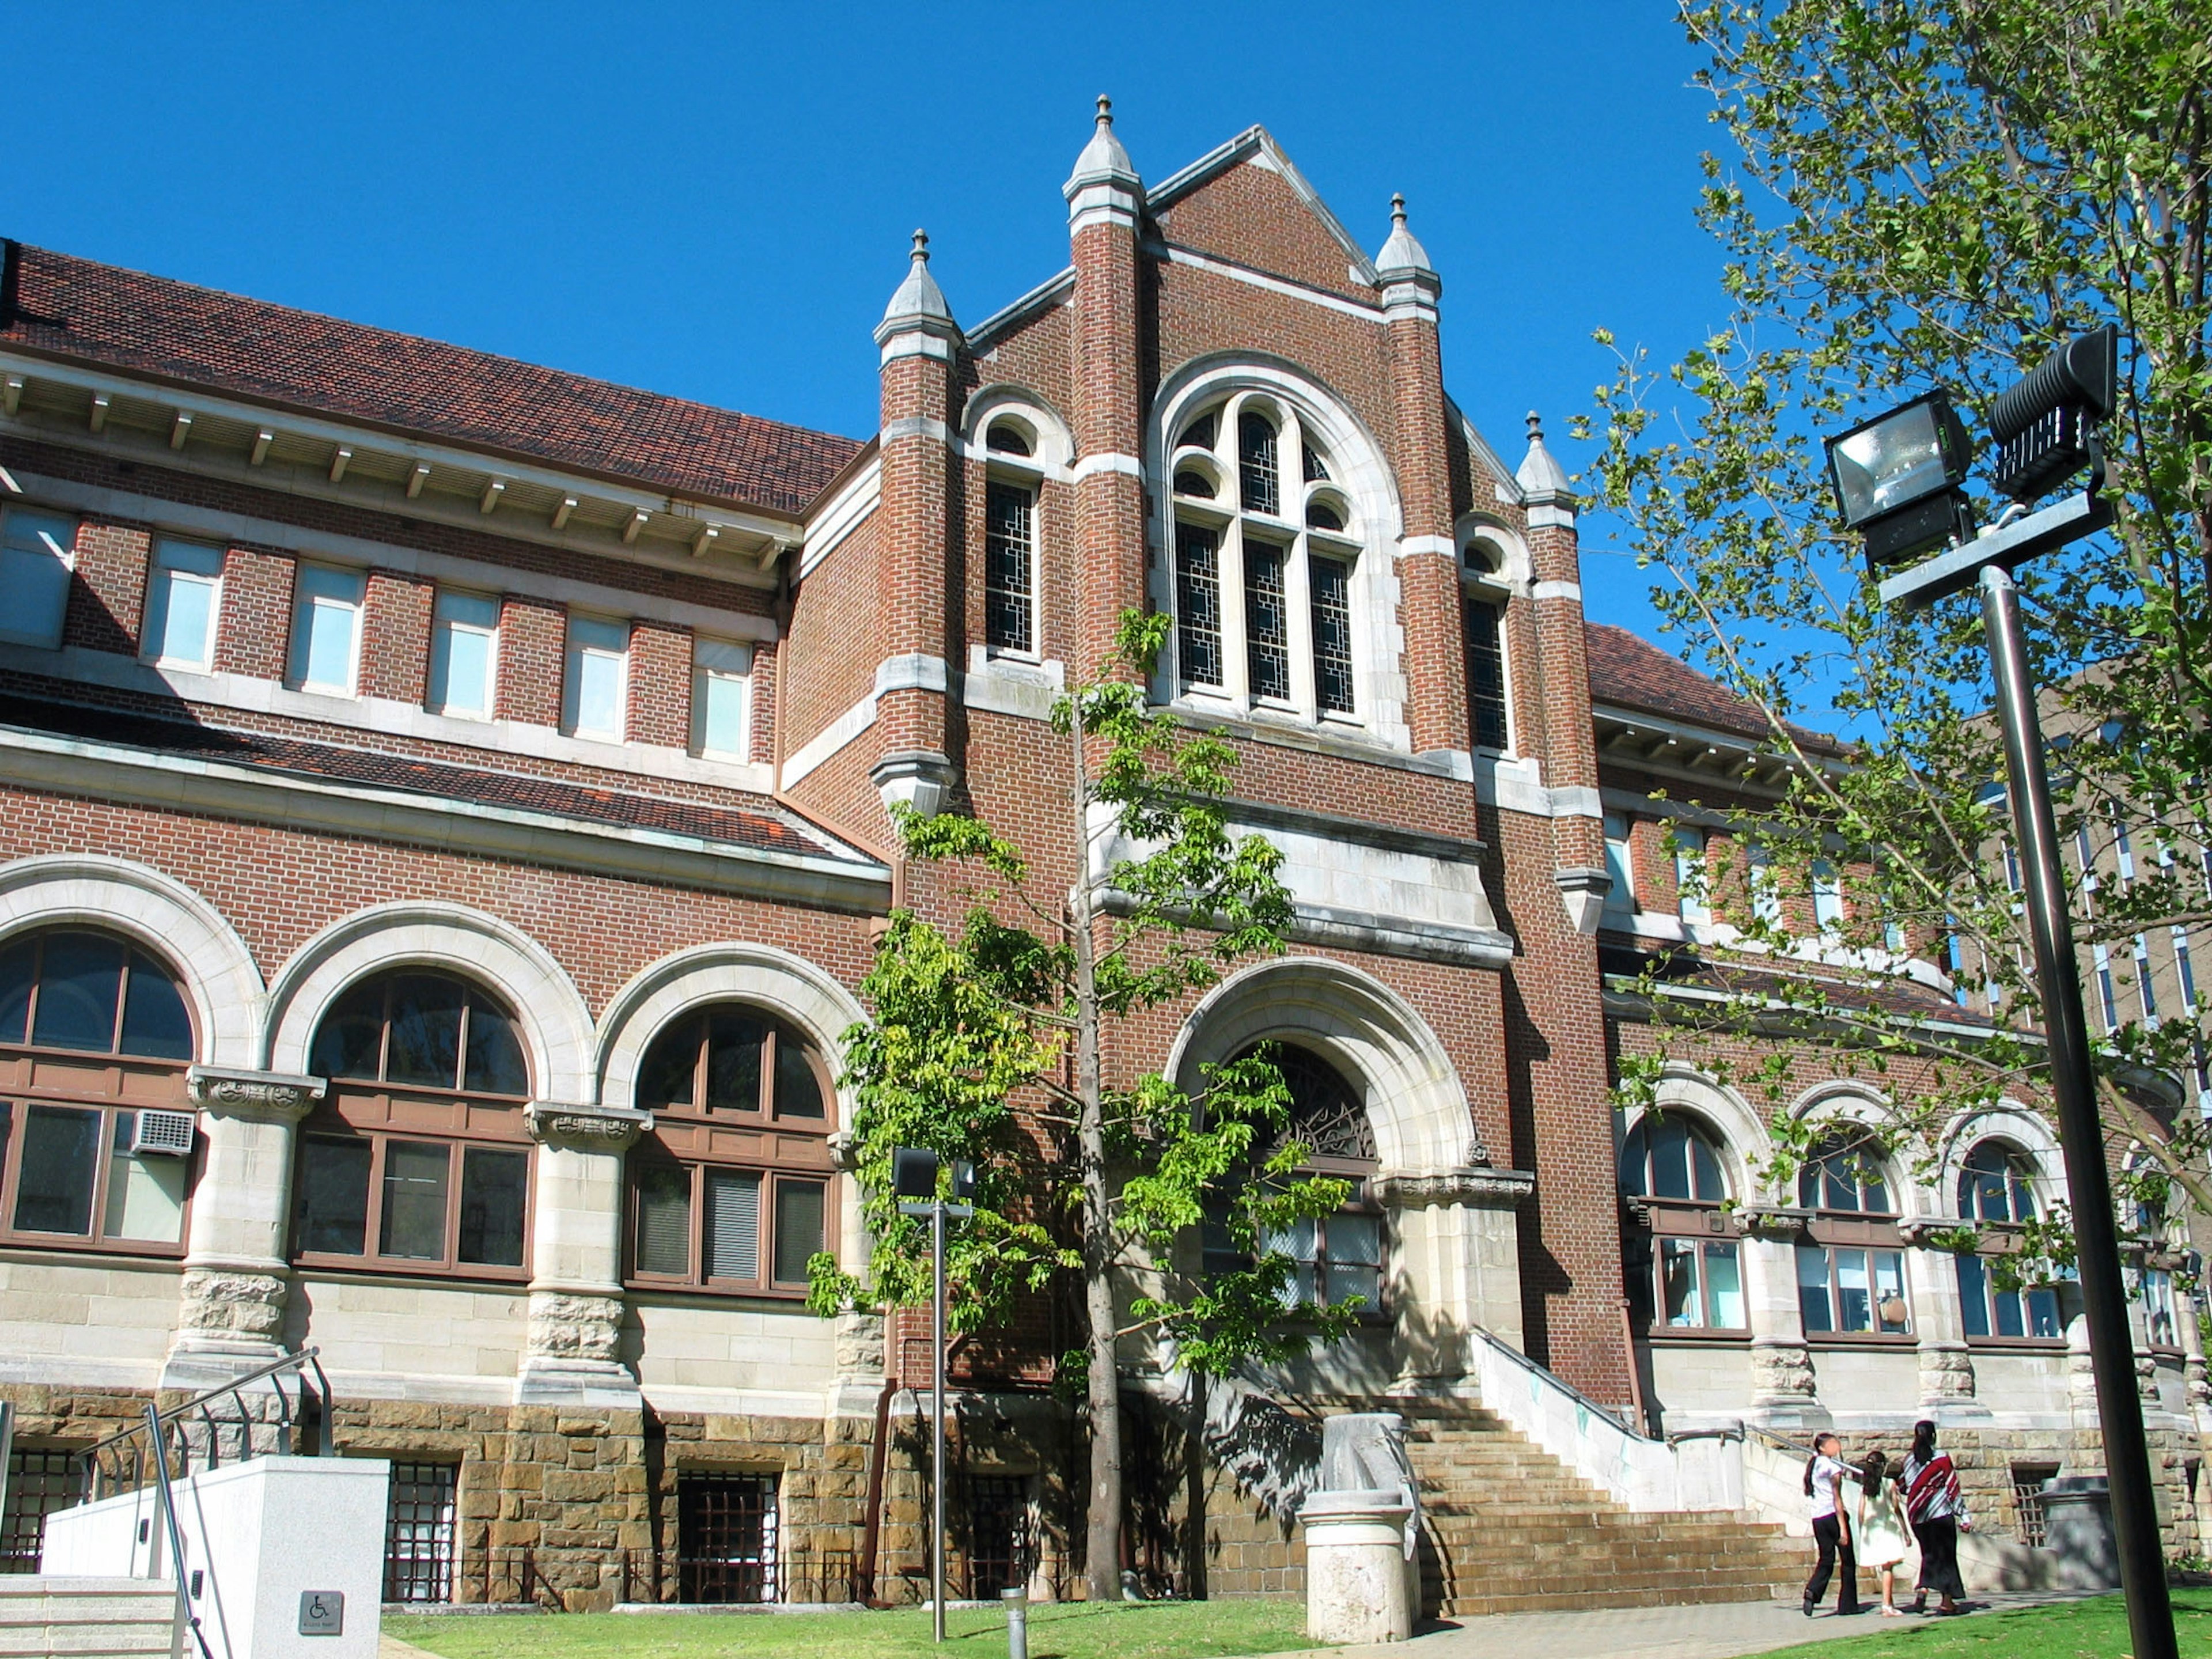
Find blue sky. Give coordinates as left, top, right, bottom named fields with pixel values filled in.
left=4, top=2, right=1734, bottom=642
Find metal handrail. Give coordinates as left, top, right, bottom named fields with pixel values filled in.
left=78, top=1347, right=333, bottom=1501
left=143, top=1403, right=215, bottom=1659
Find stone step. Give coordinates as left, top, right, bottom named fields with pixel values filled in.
left=0, top=1578, right=178, bottom=1659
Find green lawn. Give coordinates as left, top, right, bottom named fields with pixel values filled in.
left=385, top=1599, right=1320, bottom=1659
left=1749, top=1590, right=2212, bottom=1659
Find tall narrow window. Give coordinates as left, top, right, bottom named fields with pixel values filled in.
left=427, top=590, right=499, bottom=719
left=563, top=615, right=628, bottom=740
left=2002, top=842, right=2022, bottom=893
left=692, top=639, right=751, bottom=760
left=1812, top=861, right=1845, bottom=931
left=1603, top=814, right=1637, bottom=916
left=1238, top=412, right=1279, bottom=516
left=1675, top=828, right=1710, bottom=926
left=1310, top=558, right=1355, bottom=715
left=0, top=506, right=75, bottom=650
left=2175, top=928, right=2198, bottom=1009
left=1749, top=847, right=1783, bottom=927
left=1464, top=595, right=1508, bottom=750
left=984, top=481, right=1035, bottom=655
left=1243, top=541, right=1290, bottom=702
left=290, top=565, right=365, bottom=695
left=2135, top=935, right=2159, bottom=1021
left=2108, top=803, right=2136, bottom=883
left=2093, top=944, right=2118, bottom=1032
left=143, top=539, right=224, bottom=672
left=1175, top=524, right=1222, bottom=690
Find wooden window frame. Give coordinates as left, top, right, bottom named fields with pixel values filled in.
left=291, top=1124, right=535, bottom=1282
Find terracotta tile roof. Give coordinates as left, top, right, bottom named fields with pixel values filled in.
left=0, top=241, right=862, bottom=517
left=0, top=690, right=879, bottom=869
left=1585, top=622, right=1840, bottom=754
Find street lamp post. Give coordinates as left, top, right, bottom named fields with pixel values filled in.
left=1827, top=326, right=2176, bottom=1659
left=893, top=1146, right=974, bottom=1644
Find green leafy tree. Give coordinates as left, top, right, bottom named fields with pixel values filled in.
left=1577, top=1, right=2212, bottom=1262
left=809, top=611, right=1358, bottom=1601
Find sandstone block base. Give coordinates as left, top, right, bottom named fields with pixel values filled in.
left=1299, top=1490, right=1414, bottom=1645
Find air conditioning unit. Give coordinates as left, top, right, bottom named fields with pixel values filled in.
left=131, top=1109, right=198, bottom=1157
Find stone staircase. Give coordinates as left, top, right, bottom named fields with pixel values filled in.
left=1363, top=1399, right=1804, bottom=1618
left=0, top=1577, right=178, bottom=1659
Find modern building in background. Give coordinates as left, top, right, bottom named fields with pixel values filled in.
left=0, top=108, right=2203, bottom=1608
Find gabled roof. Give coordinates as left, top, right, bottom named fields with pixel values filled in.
left=1146, top=126, right=1381, bottom=287
left=1586, top=622, right=1841, bottom=755
left=0, top=241, right=862, bottom=517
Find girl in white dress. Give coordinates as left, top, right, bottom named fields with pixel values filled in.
left=1853, top=1450, right=1914, bottom=1615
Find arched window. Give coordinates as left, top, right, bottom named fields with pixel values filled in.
left=627, top=1007, right=835, bottom=1296
left=1169, top=394, right=1363, bottom=724
left=1202, top=1043, right=1382, bottom=1312
left=296, top=970, right=533, bottom=1278
left=976, top=410, right=1052, bottom=660
left=1954, top=1141, right=2071, bottom=1340
left=1795, top=1132, right=1910, bottom=1336
left=1460, top=532, right=1513, bottom=752
left=1620, top=1113, right=1743, bottom=1330
left=0, top=930, right=196, bottom=1253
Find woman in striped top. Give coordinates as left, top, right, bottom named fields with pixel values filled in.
left=1898, top=1419, right=1966, bottom=1615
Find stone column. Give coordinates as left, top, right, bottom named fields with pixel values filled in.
left=164, top=1066, right=325, bottom=1389
left=1900, top=1224, right=1986, bottom=1420
left=2176, top=1282, right=2212, bottom=1427
left=1737, top=1209, right=1827, bottom=1430
left=517, top=1102, right=648, bottom=1407
left=1373, top=1167, right=1533, bottom=1378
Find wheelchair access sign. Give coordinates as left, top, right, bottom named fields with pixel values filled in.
left=298, top=1591, right=344, bottom=1636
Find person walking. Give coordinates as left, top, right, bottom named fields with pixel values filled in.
left=1898, top=1419, right=1967, bottom=1615
left=1802, top=1431, right=1863, bottom=1617
left=1853, top=1450, right=1913, bottom=1615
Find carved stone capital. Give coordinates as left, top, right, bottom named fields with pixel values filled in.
left=1372, top=1167, right=1535, bottom=1210
left=187, top=1066, right=325, bottom=1123
left=525, top=1101, right=649, bottom=1152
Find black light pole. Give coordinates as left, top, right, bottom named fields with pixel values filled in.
left=893, top=1146, right=975, bottom=1644
left=1830, top=326, right=2176, bottom=1659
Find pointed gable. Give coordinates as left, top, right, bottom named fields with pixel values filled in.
left=1150, top=130, right=1378, bottom=302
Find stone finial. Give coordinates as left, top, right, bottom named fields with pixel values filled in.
left=1516, top=408, right=1573, bottom=497
left=875, top=226, right=959, bottom=349
left=1374, top=192, right=1436, bottom=282
left=1065, top=92, right=1139, bottom=194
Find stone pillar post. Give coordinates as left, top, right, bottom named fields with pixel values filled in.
left=1373, top=1167, right=1533, bottom=1377
left=2176, top=1281, right=2212, bottom=1426
left=1900, top=1226, right=1985, bottom=1419
left=1062, top=97, right=1148, bottom=680
left=517, top=1102, right=648, bottom=1407
left=1738, top=1210, right=1827, bottom=1430
left=165, top=1066, right=325, bottom=1388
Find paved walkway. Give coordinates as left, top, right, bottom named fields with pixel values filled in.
left=1259, top=1590, right=2098, bottom=1659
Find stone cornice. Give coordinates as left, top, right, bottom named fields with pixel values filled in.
left=187, top=1065, right=325, bottom=1122
left=1372, top=1168, right=1533, bottom=1210
left=1733, top=1205, right=1812, bottom=1240
left=526, top=1101, right=650, bottom=1151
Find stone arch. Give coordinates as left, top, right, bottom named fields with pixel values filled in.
left=264, top=902, right=593, bottom=1103
left=1625, top=1065, right=1767, bottom=1205
left=963, top=382, right=1076, bottom=477
left=1785, top=1079, right=1920, bottom=1214
left=1937, top=1099, right=2067, bottom=1213
left=0, top=853, right=264, bottom=1067
left=1165, top=956, right=1475, bottom=1177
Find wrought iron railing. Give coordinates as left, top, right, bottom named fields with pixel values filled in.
left=75, top=1347, right=335, bottom=1501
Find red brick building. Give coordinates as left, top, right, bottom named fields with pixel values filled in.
left=0, top=107, right=2200, bottom=1608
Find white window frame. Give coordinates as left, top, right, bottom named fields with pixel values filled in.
left=427, top=589, right=501, bottom=720
left=562, top=614, right=630, bottom=742
left=1748, top=846, right=1783, bottom=927
left=141, top=537, right=225, bottom=673
left=1674, top=826, right=1711, bottom=927
left=0, top=505, right=78, bottom=650
left=1811, top=859, right=1846, bottom=931
left=981, top=455, right=1043, bottom=664
left=691, top=638, right=753, bottom=760
left=289, top=563, right=366, bottom=696
left=1603, top=813, right=1637, bottom=916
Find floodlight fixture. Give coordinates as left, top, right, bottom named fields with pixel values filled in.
left=1822, top=389, right=1976, bottom=568
left=892, top=1145, right=940, bottom=1199
left=1990, top=324, right=2118, bottom=501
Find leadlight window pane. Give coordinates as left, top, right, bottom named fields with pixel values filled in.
left=706, top=1013, right=766, bottom=1111
left=985, top=423, right=1031, bottom=457
left=1690, top=1132, right=1725, bottom=1202
left=1302, top=442, right=1330, bottom=483
left=300, top=1135, right=372, bottom=1255
left=638, top=1020, right=698, bottom=1110
left=1661, top=1239, right=1703, bottom=1326
left=1310, top=556, right=1355, bottom=714
left=1649, top=1119, right=1693, bottom=1200
left=458, top=1146, right=528, bottom=1267
left=1324, top=1213, right=1382, bottom=1308
left=31, top=935, right=121, bottom=1052
left=1244, top=542, right=1290, bottom=702
left=0, top=942, right=32, bottom=1043
left=385, top=976, right=465, bottom=1089
left=1957, top=1255, right=1992, bottom=1337
left=1796, top=1244, right=1834, bottom=1332
left=1264, top=1215, right=1320, bottom=1306
left=1238, top=412, right=1279, bottom=516
left=1305, top=501, right=1344, bottom=532
left=705, top=1168, right=760, bottom=1280
left=1179, top=413, right=1217, bottom=452
left=1705, top=1241, right=1744, bottom=1326
left=14, top=1105, right=100, bottom=1234
left=1173, top=470, right=1214, bottom=499
left=984, top=482, right=1035, bottom=654
left=1835, top=1248, right=1873, bottom=1331
left=635, top=1165, right=691, bottom=1276
left=380, top=1141, right=450, bottom=1259
left=775, top=1179, right=827, bottom=1283
left=774, top=1039, right=824, bottom=1119
left=463, top=995, right=528, bottom=1097
left=120, top=955, right=192, bottom=1060
left=312, top=981, right=386, bottom=1081
left=1175, top=524, right=1222, bottom=689
left=1464, top=596, right=1508, bottom=749
left=104, top=1113, right=186, bottom=1244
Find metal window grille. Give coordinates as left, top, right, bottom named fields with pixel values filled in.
left=2012, top=1463, right=2061, bottom=1546
left=3, top=1449, right=81, bottom=1573
left=967, top=1475, right=1032, bottom=1599
left=1238, top=414, right=1279, bottom=516
left=1464, top=596, right=1508, bottom=749
left=678, top=1472, right=779, bottom=1604
left=1243, top=544, right=1290, bottom=702
left=1175, top=525, right=1222, bottom=689
left=984, top=483, right=1035, bottom=654
left=384, top=1461, right=458, bottom=1603
left=1302, top=442, right=1330, bottom=483
left=1309, top=558, right=1354, bottom=715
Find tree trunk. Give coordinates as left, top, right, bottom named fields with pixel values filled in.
left=1068, top=692, right=1123, bottom=1603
